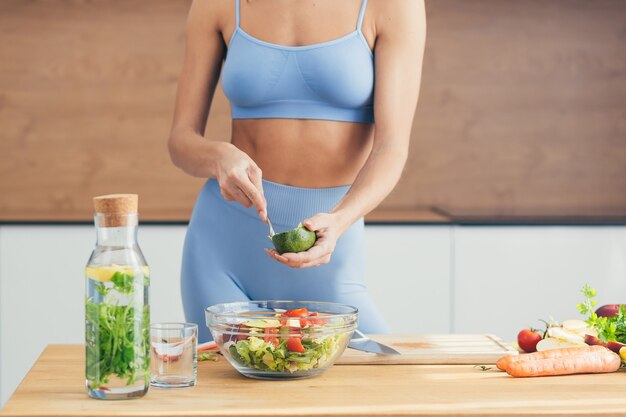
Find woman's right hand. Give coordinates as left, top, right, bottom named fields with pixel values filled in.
left=215, top=143, right=268, bottom=222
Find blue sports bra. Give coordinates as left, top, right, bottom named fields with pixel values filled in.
left=221, top=0, right=374, bottom=123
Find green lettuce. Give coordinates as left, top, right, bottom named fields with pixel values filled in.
left=227, top=334, right=343, bottom=373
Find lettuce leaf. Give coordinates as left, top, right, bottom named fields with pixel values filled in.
left=228, top=334, right=344, bottom=373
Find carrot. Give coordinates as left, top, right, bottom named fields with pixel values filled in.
left=500, top=345, right=621, bottom=378
left=496, top=346, right=586, bottom=371
left=197, top=341, right=218, bottom=352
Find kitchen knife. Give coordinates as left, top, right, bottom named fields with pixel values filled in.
left=348, top=329, right=401, bottom=355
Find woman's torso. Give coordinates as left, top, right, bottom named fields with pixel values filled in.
left=220, top=0, right=377, bottom=187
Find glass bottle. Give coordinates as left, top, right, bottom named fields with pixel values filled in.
left=84, top=194, right=150, bottom=399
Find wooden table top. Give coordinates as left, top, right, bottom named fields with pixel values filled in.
left=2, top=344, right=626, bottom=417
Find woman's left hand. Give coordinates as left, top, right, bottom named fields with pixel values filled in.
left=264, top=212, right=348, bottom=269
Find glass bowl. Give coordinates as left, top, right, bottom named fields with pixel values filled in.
left=205, top=300, right=358, bottom=380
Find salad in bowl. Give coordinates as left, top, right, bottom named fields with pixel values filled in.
left=205, top=301, right=358, bottom=379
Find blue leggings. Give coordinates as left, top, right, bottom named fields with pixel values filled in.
left=180, top=178, right=390, bottom=342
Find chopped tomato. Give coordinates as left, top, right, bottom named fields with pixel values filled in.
left=285, top=308, right=309, bottom=318
left=278, top=309, right=327, bottom=327
left=264, top=327, right=280, bottom=346
left=278, top=313, right=290, bottom=326
left=286, top=337, right=306, bottom=353
left=307, top=312, right=329, bottom=325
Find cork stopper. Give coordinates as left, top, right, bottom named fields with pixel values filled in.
left=93, top=194, right=138, bottom=227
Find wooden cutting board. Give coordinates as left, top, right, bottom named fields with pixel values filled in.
left=336, top=334, right=518, bottom=365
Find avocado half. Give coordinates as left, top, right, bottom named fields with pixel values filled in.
left=271, top=223, right=316, bottom=254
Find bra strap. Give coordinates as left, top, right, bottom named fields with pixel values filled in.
left=235, top=0, right=240, bottom=28
left=356, top=0, right=368, bottom=32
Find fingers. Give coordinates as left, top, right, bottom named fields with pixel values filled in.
left=221, top=185, right=252, bottom=208
left=264, top=248, right=288, bottom=263
left=281, top=254, right=331, bottom=268
left=281, top=241, right=328, bottom=264
left=302, top=214, right=324, bottom=231
left=265, top=238, right=334, bottom=269
left=221, top=164, right=266, bottom=220
left=285, top=252, right=332, bottom=268
left=233, top=170, right=266, bottom=220
left=300, top=254, right=332, bottom=268
left=220, top=189, right=234, bottom=202
left=247, top=165, right=267, bottom=222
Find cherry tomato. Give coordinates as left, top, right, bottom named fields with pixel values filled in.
left=286, top=337, right=306, bottom=353
left=517, top=329, right=542, bottom=353
left=285, top=308, right=309, bottom=318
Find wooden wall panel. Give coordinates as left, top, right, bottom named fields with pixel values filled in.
left=0, top=0, right=624, bottom=222
left=0, top=0, right=204, bottom=221
left=394, top=0, right=626, bottom=217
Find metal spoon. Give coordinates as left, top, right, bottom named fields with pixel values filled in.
left=267, top=215, right=276, bottom=240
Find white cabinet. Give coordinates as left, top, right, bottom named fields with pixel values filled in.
left=453, top=226, right=626, bottom=341
left=365, top=226, right=452, bottom=333
left=0, top=225, right=90, bottom=407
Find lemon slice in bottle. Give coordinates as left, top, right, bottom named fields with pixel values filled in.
left=85, top=264, right=150, bottom=282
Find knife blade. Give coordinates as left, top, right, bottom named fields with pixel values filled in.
left=348, top=329, right=401, bottom=355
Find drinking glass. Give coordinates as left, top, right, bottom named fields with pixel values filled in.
left=150, top=323, right=197, bottom=388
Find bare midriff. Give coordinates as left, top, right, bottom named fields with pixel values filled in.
left=231, top=119, right=374, bottom=188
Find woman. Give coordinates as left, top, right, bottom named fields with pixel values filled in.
left=169, top=0, right=426, bottom=341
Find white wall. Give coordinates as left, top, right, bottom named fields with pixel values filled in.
left=1, top=224, right=625, bottom=407
left=453, top=226, right=626, bottom=337
left=365, top=226, right=452, bottom=333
